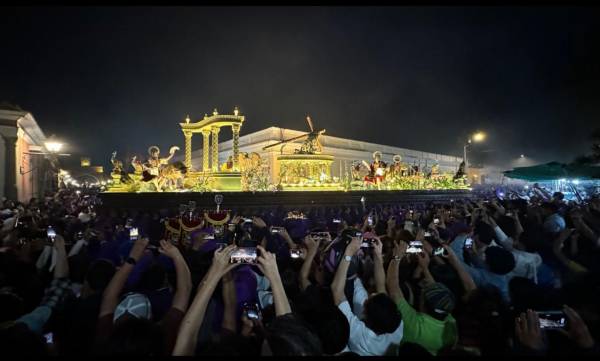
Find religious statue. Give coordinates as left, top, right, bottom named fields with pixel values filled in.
left=131, top=156, right=144, bottom=175
left=388, top=154, right=408, bottom=179
left=141, top=145, right=180, bottom=191
left=362, top=151, right=387, bottom=189
left=110, top=151, right=124, bottom=175
left=220, top=155, right=234, bottom=172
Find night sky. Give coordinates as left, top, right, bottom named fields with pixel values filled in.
left=1, top=6, right=599, bottom=171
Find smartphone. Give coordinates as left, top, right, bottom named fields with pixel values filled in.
left=243, top=302, right=261, bottom=320
left=433, top=247, right=447, bottom=257
left=406, top=241, right=423, bottom=254
left=204, top=234, right=215, bottom=240
left=271, top=226, right=285, bottom=234
left=129, top=227, right=139, bottom=241
left=125, top=218, right=133, bottom=229
left=44, top=332, right=53, bottom=344
left=243, top=218, right=253, bottom=223
left=332, top=218, right=342, bottom=224
left=424, top=231, right=432, bottom=238
left=464, top=237, right=473, bottom=249
left=537, top=311, right=566, bottom=329
left=506, top=212, right=513, bottom=217
left=230, top=247, right=258, bottom=264
left=361, top=238, right=374, bottom=248
left=47, top=226, right=56, bottom=242
left=367, top=216, right=373, bottom=226
left=433, top=218, right=440, bottom=225
left=227, top=223, right=236, bottom=232
left=290, top=248, right=303, bottom=258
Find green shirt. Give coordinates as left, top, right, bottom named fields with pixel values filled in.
left=396, top=298, right=457, bottom=356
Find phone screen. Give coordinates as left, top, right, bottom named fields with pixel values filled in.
left=433, top=218, right=440, bottom=224
left=290, top=249, right=303, bottom=258
left=230, top=247, right=258, bottom=264
left=129, top=227, right=139, bottom=241
left=433, top=247, right=446, bottom=256
left=464, top=238, right=473, bottom=249
left=332, top=218, right=341, bottom=224
left=44, top=332, right=53, bottom=344
left=537, top=311, right=566, bottom=329
left=47, top=227, right=56, bottom=241
left=243, top=302, right=261, bottom=320
left=361, top=238, right=374, bottom=248
left=406, top=241, right=423, bottom=254
left=367, top=216, right=373, bottom=226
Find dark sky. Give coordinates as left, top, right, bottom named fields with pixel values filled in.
left=2, top=6, right=599, bottom=171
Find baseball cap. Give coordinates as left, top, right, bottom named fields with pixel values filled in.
left=113, top=292, right=152, bottom=323
left=423, top=282, right=456, bottom=316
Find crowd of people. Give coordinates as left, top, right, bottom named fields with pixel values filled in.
left=1, top=185, right=600, bottom=357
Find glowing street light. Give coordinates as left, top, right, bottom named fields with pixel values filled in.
left=463, top=131, right=487, bottom=180
left=44, top=136, right=64, bottom=153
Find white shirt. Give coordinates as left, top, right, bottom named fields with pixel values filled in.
left=493, top=226, right=542, bottom=282
left=337, top=300, right=403, bottom=356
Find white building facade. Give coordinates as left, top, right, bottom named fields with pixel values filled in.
left=186, top=126, right=463, bottom=184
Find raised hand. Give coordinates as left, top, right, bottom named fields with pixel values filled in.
left=393, top=240, right=408, bottom=258
left=561, top=305, right=595, bottom=349
left=252, top=216, right=267, bottom=229
left=129, top=237, right=149, bottom=261
left=373, top=237, right=383, bottom=258
left=209, top=244, right=238, bottom=277
left=344, top=234, right=362, bottom=257
left=159, top=239, right=182, bottom=259
left=416, top=250, right=430, bottom=270
left=256, top=245, right=279, bottom=282
left=515, top=309, right=545, bottom=352
left=303, top=234, right=320, bottom=255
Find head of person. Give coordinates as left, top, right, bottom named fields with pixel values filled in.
left=473, top=221, right=495, bottom=247
left=484, top=246, right=515, bottom=275
left=552, top=192, right=565, bottom=203
left=82, top=259, right=116, bottom=296
left=263, top=314, right=322, bottom=356
left=540, top=202, right=559, bottom=217
left=310, top=306, right=350, bottom=355
left=420, top=282, right=456, bottom=321
left=104, top=292, right=160, bottom=355
left=362, top=293, right=402, bottom=335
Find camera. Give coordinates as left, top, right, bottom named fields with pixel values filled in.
left=361, top=237, right=374, bottom=248
left=230, top=247, right=258, bottom=264
left=537, top=311, right=566, bottom=329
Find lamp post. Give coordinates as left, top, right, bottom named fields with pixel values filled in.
left=463, top=131, right=486, bottom=180
left=20, top=135, right=69, bottom=193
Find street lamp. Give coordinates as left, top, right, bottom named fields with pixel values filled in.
left=463, top=131, right=486, bottom=178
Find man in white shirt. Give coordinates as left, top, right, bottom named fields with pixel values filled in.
left=331, top=230, right=403, bottom=356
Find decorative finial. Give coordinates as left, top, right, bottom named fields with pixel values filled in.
left=234, top=106, right=239, bottom=116
left=185, top=114, right=190, bottom=123
left=213, top=108, right=218, bottom=116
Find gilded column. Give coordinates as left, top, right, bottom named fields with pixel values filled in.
left=201, top=129, right=211, bottom=172
left=211, top=126, right=220, bottom=172
left=231, top=123, right=241, bottom=171
left=183, top=131, right=193, bottom=170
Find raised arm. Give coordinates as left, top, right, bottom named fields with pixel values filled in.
left=442, top=244, right=477, bottom=297
left=373, top=237, right=387, bottom=294
left=332, top=236, right=361, bottom=305
left=256, top=245, right=291, bottom=316
left=299, top=235, right=320, bottom=291
left=158, top=240, right=192, bottom=313
left=53, top=234, right=69, bottom=279
left=386, top=240, right=407, bottom=304
left=221, top=270, right=237, bottom=333
left=99, top=237, right=149, bottom=318
left=173, top=245, right=239, bottom=356
left=553, top=229, right=588, bottom=275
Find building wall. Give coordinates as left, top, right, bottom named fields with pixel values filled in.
left=184, top=126, right=463, bottom=184
left=0, top=109, right=54, bottom=202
